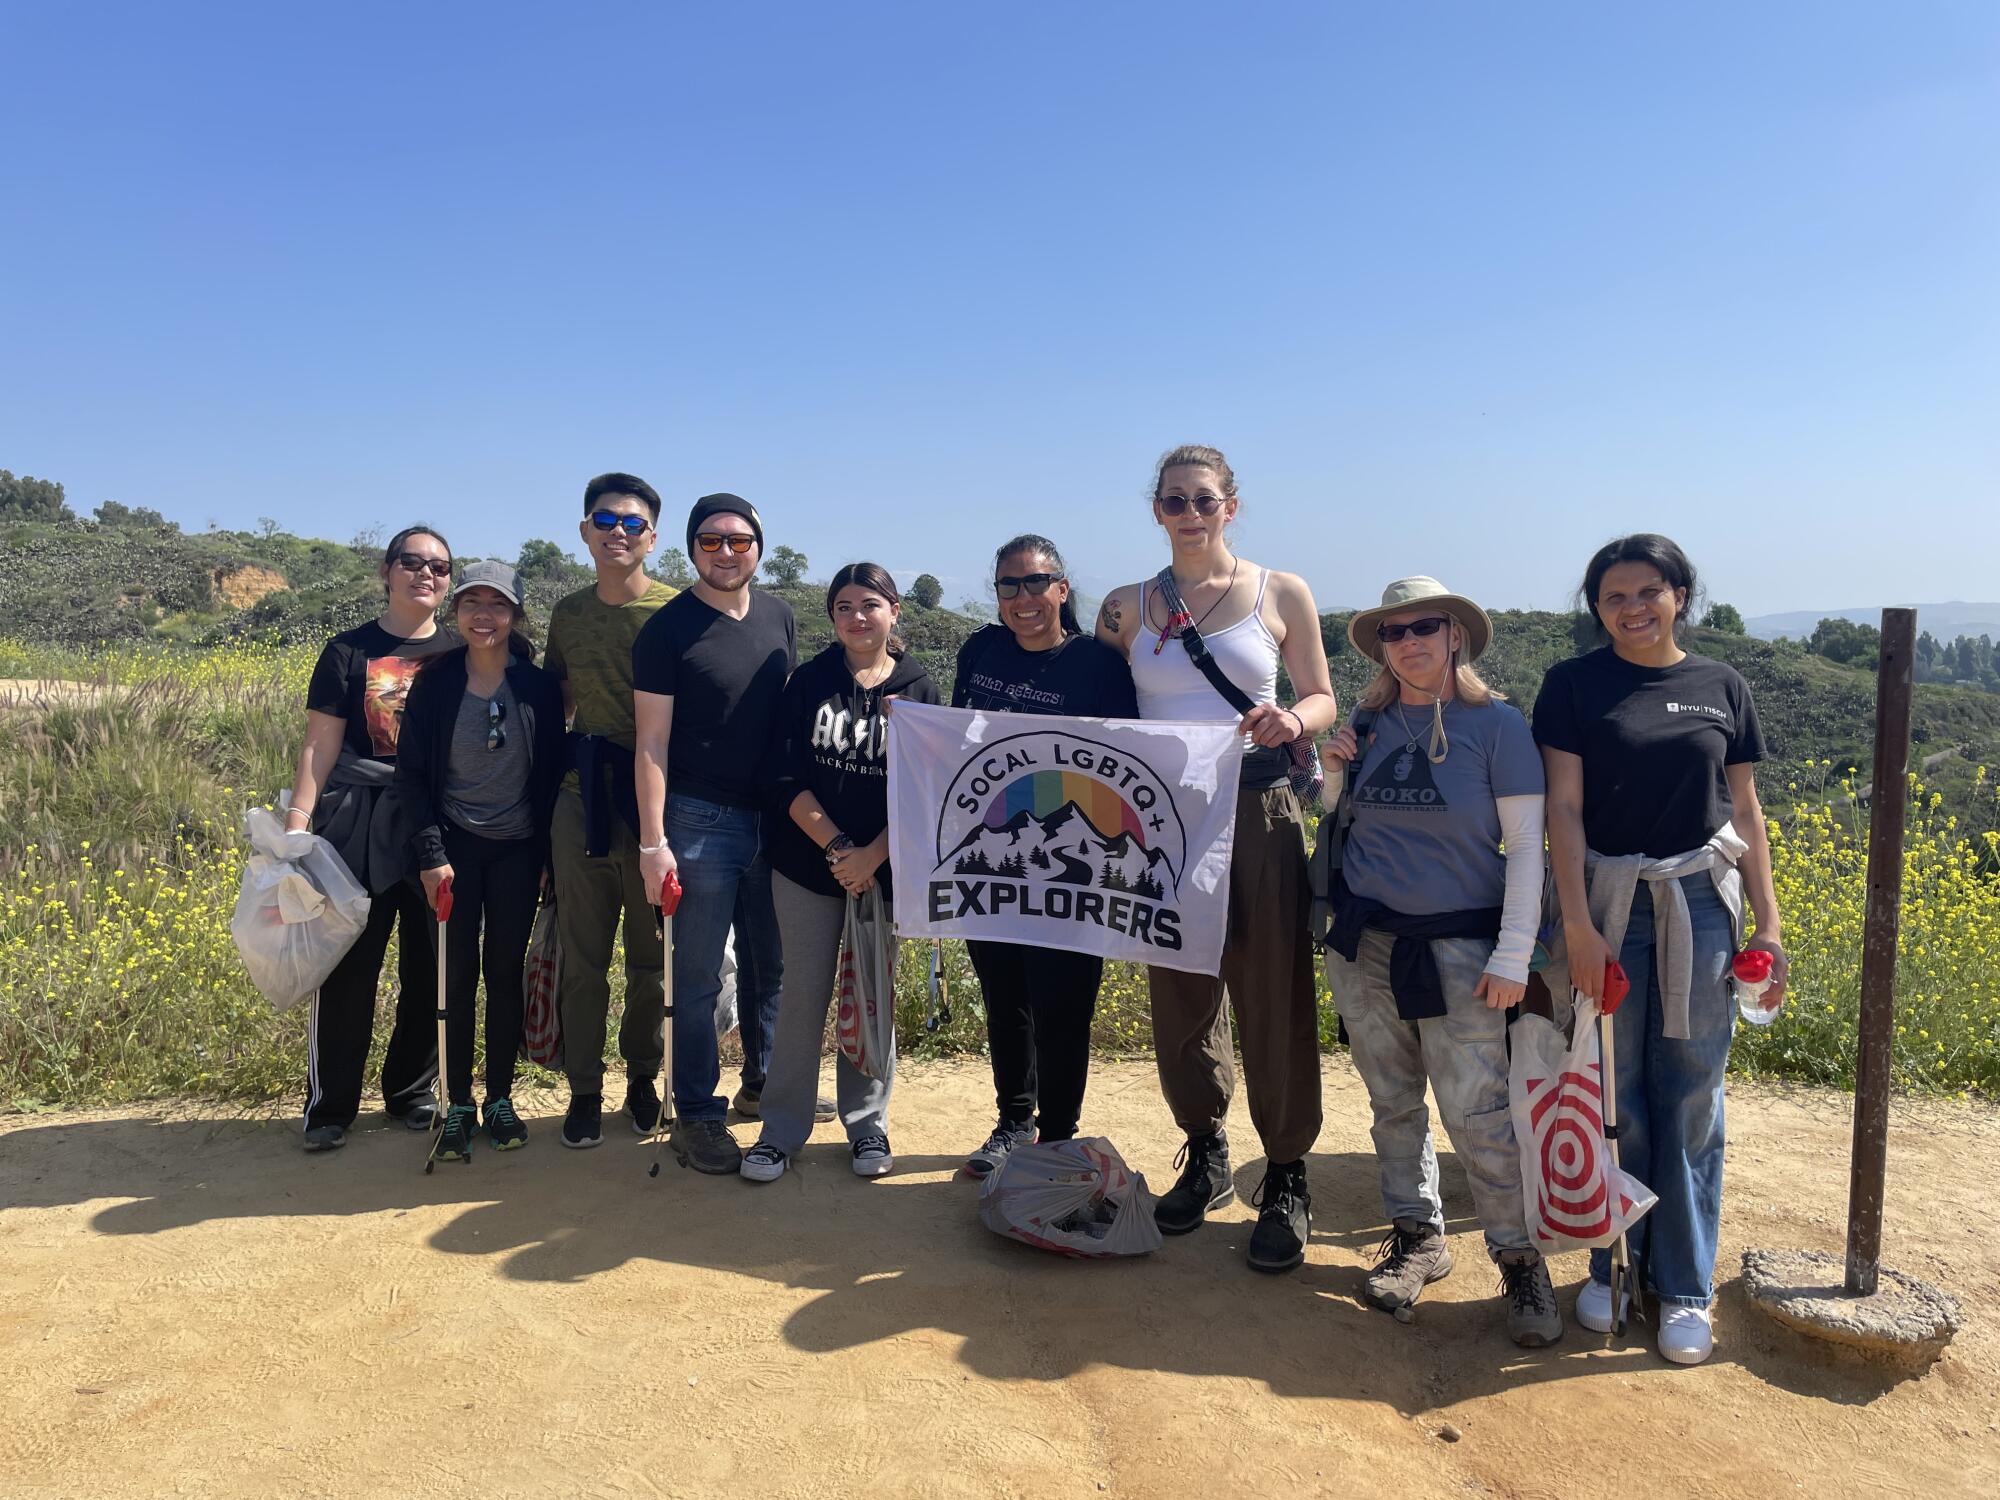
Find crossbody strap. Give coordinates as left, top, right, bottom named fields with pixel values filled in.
left=1153, top=566, right=1257, bottom=717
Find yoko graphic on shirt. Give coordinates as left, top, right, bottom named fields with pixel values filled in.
left=1353, top=738, right=1450, bottom=815
left=928, top=730, right=1190, bottom=950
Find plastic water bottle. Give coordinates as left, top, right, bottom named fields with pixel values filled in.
left=1733, top=949, right=1778, bottom=1026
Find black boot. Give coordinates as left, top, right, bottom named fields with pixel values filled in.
left=1246, top=1160, right=1311, bottom=1273
left=1154, top=1130, right=1233, bottom=1236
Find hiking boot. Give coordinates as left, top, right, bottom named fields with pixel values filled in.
left=672, top=1118, right=743, bottom=1175
left=851, top=1134, right=894, bottom=1177
left=1498, top=1248, right=1563, bottom=1347
left=1246, top=1160, right=1311, bottom=1273
left=562, top=1093, right=603, bottom=1150
left=438, top=1103, right=476, bottom=1163
left=740, top=1141, right=789, bottom=1183
left=963, top=1119, right=1037, bottom=1180
left=483, top=1097, right=528, bottom=1151
left=389, top=1100, right=437, bottom=1131
left=626, top=1077, right=663, bottom=1135
left=302, top=1124, right=347, bottom=1153
left=815, top=1095, right=838, bottom=1123
left=731, top=1085, right=762, bottom=1119
left=1366, top=1217, right=1453, bottom=1311
left=1153, top=1130, right=1233, bottom=1235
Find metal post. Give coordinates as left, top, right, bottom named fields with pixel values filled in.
left=1845, top=607, right=1915, bottom=1295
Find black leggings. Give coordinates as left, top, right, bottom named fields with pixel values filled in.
left=434, top=824, right=542, bottom=1106
left=966, top=939, right=1103, bottom=1141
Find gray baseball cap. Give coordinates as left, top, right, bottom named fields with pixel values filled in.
left=450, top=559, right=523, bottom=606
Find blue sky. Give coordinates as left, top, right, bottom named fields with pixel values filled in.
left=3, top=3, right=1994, bottom=616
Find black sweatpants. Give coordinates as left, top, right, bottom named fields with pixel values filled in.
left=432, top=824, right=541, bottom=1106
left=305, top=876, right=438, bottom=1131
left=967, top=939, right=1103, bottom=1142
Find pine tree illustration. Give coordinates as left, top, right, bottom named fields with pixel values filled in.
left=1029, top=844, right=1051, bottom=870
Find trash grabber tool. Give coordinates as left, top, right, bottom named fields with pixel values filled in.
left=1596, top=958, right=1634, bottom=1331
left=648, top=869, right=683, bottom=1179
left=924, top=939, right=952, bottom=1034
left=424, top=876, right=458, bottom=1175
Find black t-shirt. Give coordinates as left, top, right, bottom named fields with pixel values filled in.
left=1532, top=647, right=1766, bottom=858
left=950, top=626, right=1139, bottom=719
left=631, top=588, right=797, bottom=807
left=765, top=645, right=941, bottom=899
left=305, top=620, right=456, bottom=763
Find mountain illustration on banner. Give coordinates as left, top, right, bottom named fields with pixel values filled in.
left=938, top=772, right=1178, bottom=898
left=1353, top=739, right=1450, bottom=814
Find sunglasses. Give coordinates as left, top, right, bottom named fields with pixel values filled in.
left=394, top=553, right=453, bottom=578
left=589, top=510, right=652, bottom=536
left=696, top=532, right=756, bottom=554
left=487, top=697, right=507, bottom=751
left=995, top=572, right=1064, bottom=599
left=1157, top=493, right=1226, bottom=517
left=1376, top=616, right=1452, bottom=644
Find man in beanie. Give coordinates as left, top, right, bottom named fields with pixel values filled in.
left=632, top=493, right=797, bottom=1173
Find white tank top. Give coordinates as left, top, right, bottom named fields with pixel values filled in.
left=1131, top=567, right=1281, bottom=732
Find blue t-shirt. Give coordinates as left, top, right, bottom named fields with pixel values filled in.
left=1342, top=697, right=1544, bottom=915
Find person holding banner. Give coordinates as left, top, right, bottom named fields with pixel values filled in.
left=740, top=563, right=940, bottom=1183
left=396, top=562, right=565, bottom=1159
left=1535, top=534, right=1785, bottom=1366
left=285, top=524, right=455, bottom=1151
left=1320, top=577, right=1562, bottom=1345
left=953, top=533, right=1137, bottom=1179
left=1096, top=445, right=1336, bottom=1273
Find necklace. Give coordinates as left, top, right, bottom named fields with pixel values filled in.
left=1153, top=556, right=1241, bottom=654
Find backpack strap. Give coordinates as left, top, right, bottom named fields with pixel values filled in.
left=1153, top=566, right=1257, bottom=716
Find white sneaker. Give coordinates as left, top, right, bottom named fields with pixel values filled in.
left=1658, top=1305, right=1714, bottom=1365
left=1575, top=1278, right=1631, bottom=1333
left=740, top=1142, right=788, bottom=1183
left=851, top=1134, right=894, bottom=1178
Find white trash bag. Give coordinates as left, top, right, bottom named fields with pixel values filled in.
left=231, top=804, right=371, bottom=1012
left=1508, top=993, right=1657, bottom=1255
left=978, top=1137, right=1163, bottom=1258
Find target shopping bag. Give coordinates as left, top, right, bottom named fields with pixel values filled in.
left=1508, top=994, right=1656, bottom=1255
left=520, top=896, right=563, bottom=1068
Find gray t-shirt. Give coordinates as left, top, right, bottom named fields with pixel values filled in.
left=443, top=679, right=535, bottom=840
left=1343, top=697, right=1543, bottom=915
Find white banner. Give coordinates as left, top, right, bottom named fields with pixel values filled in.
left=887, top=701, right=1243, bottom=975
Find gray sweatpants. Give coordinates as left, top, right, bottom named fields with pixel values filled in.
left=756, top=870, right=894, bottom=1155
left=1329, top=930, right=1530, bottom=1256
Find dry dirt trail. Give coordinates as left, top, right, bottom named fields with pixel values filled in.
left=3, top=1058, right=1995, bottom=1499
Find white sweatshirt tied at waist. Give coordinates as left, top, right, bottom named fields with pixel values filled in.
left=1561, top=823, right=1748, bottom=1041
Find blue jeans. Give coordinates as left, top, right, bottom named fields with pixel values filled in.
left=1588, top=875, right=1735, bottom=1307
left=667, top=793, right=783, bottom=1123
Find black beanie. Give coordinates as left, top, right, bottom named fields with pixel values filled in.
left=687, top=492, right=764, bottom=556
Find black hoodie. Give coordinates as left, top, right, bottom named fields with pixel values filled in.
left=765, top=643, right=940, bottom=899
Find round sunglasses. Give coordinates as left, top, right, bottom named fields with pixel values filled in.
left=1157, top=493, right=1226, bottom=517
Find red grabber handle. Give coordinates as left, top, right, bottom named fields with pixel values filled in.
left=656, top=869, right=682, bottom=919
left=435, top=876, right=455, bottom=924
left=1599, top=958, right=1630, bottom=1015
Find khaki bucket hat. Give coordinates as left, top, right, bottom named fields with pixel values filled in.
left=1347, top=576, right=1493, bottom=665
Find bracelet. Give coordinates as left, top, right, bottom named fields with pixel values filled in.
left=823, top=832, right=855, bottom=858
left=638, top=842, right=669, bottom=855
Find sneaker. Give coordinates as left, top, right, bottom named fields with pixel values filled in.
left=562, top=1093, right=603, bottom=1150
left=740, top=1141, right=789, bottom=1183
left=1153, top=1130, right=1233, bottom=1235
left=626, top=1077, right=663, bottom=1135
left=672, top=1117, right=743, bottom=1175
left=1658, top=1305, right=1714, bottom=1365
left=963, top=1119, right=1037, bottom=1180
left=851, top=1134, right=894, bottom=1177
left=483, top=1097, right=527, bottom=1151
left=815, top=1095, right=838, bottom=1123
left=438, top=1103, right=476, bottom=1162
left=389, top=1100, right=437, bottom=1131
left=302, top=1124, right=347, bottom=1152
left=1365, top=1217, right=1454, bottom=1311
left=1245, top=1160, right=1311, bottom=1274
left=731, top=1086, right=762, bottom=1119
left=1574, top=1277, right=1631, bottom=1333
left=1497, top=1249, right=1563, bottom=1347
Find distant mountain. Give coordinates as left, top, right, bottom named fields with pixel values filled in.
left=1745, top=603, right=2000, bottom=642
left=942, top=801, right=1176, bottom=896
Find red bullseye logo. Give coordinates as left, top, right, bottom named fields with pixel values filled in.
left=1527, top=1064, right=1613, bottom=1244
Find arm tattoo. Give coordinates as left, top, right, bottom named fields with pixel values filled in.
left=1098, top=597, right=1122, bottom=635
